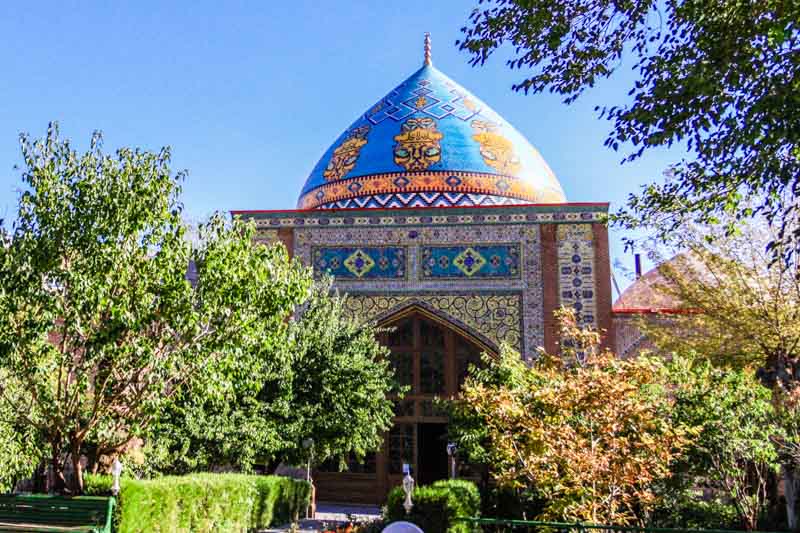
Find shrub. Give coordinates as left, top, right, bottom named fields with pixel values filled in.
left=83, top=473, right=115, bottom=496
left=385, top=479, right=480, bottom=533
left=82, top=473, right=310, bottom=532
left=649, top=497, right=740, bottom=530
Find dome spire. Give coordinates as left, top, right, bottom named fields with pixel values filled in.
left=424, top=32, right=432, bottom=65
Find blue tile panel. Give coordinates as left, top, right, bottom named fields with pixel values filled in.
left=313, top=247, right=406, bottom=279
left=420, top=244, right=520, bottom=279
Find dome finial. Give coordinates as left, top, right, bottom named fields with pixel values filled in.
left=424, top=32, right=432, bottom=65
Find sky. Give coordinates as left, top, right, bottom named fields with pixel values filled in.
left=0, top=1, right=686, bottom=294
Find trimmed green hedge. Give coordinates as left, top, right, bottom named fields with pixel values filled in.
left=386, top=479, right=480, bottom=533
left=84, top=473, right=310, bottom=532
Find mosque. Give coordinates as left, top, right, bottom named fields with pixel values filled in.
left=232, top=36, right=652, bottom=504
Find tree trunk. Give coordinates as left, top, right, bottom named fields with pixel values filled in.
left=70, top=440, right=84, bottom=495
left=786, top=467, right=799, bottom=532
left=50, top=440, right=67, bottom=494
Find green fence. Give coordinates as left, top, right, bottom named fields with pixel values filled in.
left=455, top=518, right=786, bottom=533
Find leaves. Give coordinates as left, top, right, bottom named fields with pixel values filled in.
left=666, top=355, right=779, bottom=530
left=450, top=310, right=686, bottom=525
left=459, top=0, right=800, bottom=261
left=0, top=124, right=312, bottom=491
left=144, top=283, right=396, bottom=474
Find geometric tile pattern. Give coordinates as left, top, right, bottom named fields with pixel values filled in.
left=453, top=247, right=486, bottom=276
left=312, top=247, right=406, bottom=280
left=557, top=224, right=596, bottom=328
left=242, top=204, right=606, bottom=229
left=294, top=223, right=543, bottom=357
left=298, top=171, right=559, bottom=210
left=420, top=244, right=520, bottom=279
left=364, top=71, right=482, bottom=125
left=313, top=190, right=523, bottom=210
left=342, top=292, right=522, bottom=351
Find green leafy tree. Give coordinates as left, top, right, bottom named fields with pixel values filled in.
left=449, top=309, right=685, bottom=525
left=280, top=286, right=396, bottom=467
left=0, top=124, right=312, bottom=492
left=666, top=355, right=780, bottom=531
left=459, top=0, right=800, bottom=257
left=146, top=283, right=393, bottom=472
left=636, top=215, right=800, bottom=528
left=146, top=284, right=396, bottom=474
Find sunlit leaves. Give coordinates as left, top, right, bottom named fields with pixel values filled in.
left=0, top=124, right=312, bottom=492
left=450, top=309, right=686, bottom=524
left=459, top=0, right=800, bottom=260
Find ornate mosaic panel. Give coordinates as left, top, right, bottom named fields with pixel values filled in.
left=343, top=292, right=522, bottom=351
left=557, top=224, right=596, bottom=328
left=294, top=224, right=542, bottom=356
left=420, top=244, right=520, bottom=279
left=312, top=247, right=406, bottom=280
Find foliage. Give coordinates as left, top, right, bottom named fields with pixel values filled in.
left=666, top=356, right=780, bottom=530
left=459, top=0, right=800, bottom=258
left=0, top=124, right=312, bottom=492
left=278, top=285, right=396, bottom=467
left=145, top=283, right=396, bottom=473
left=449, top=309, right=685, bottom=525
left=385, top=479, right=481, bottom=533
left=83, top=473, right=115, bottom=496
left=637, top=218, right=800, bottom=395
left=84, top=473, right=310, bottom=532
left=635, top=215, right=800, bottom=529
left=0, top=374, right=44, bottom=492
left=649, top=495, right=740, bottom=530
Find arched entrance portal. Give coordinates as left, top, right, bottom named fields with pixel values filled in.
left=314, top=308, right=489, bottom=504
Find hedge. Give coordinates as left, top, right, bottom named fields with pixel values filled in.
left=386, top=479, right=480, bottom=533
left=84, top=473, right=310, bottom=532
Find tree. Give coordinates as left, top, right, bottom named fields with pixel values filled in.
left=458, top=0, right=800, bottom=258
left=145, top=284, right=397, bottom=474
left=0, top=124, right=312, bottom=492
left=635, top=216, right=800, bottom=527
left=666, top=355, right=780, bottom=531
left=449, top=309, right=686, bottom=525
left=278, top=286, right=396, bottom=467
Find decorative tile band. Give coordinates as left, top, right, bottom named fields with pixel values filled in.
left=557, top=224, right=596, bottom=328
left=315, top=192, right=520, bottom=210
left=298, top=170, right=564, bottom=210
left=342, top=292, right=522, bottom=351
left=420, top=244, right=520, bottom=279
left=238, top=204, right=607, bottom=230
left=312, top=246, right=406, bottom=280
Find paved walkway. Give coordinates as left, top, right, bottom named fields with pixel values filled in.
left=261, top=503, right=382, bottom=532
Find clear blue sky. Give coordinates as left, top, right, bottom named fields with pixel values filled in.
left=0, top=1, right=684, bottom=293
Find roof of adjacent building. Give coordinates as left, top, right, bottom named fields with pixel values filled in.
left=297, top=35, right=566, bottom=210
left=613, top=254, right=697, bottom=313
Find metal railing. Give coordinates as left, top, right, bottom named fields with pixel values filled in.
left=454, top=518, right=786, bottom=533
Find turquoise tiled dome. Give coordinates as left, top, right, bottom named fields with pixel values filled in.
left=298, top=45, right=566, bottom=210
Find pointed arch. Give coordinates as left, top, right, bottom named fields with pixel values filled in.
left=375, top=301, right=498, bottom=356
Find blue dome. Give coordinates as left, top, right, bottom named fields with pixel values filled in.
left=298, top=59, right=566, bottom=210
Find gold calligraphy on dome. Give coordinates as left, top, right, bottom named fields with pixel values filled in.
left=471, top=120, right=521, bottom=176
left=393, top=118, right=443, bottom=171
left=323, top=125, right=370, bottom=181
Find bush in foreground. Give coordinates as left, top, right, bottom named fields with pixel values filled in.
left=85, top=473, right=310, bottom=532
left=386, top=479, right=480, bottom=533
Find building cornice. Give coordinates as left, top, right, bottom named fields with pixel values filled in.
left=231, top=202, right=609, bottom=229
